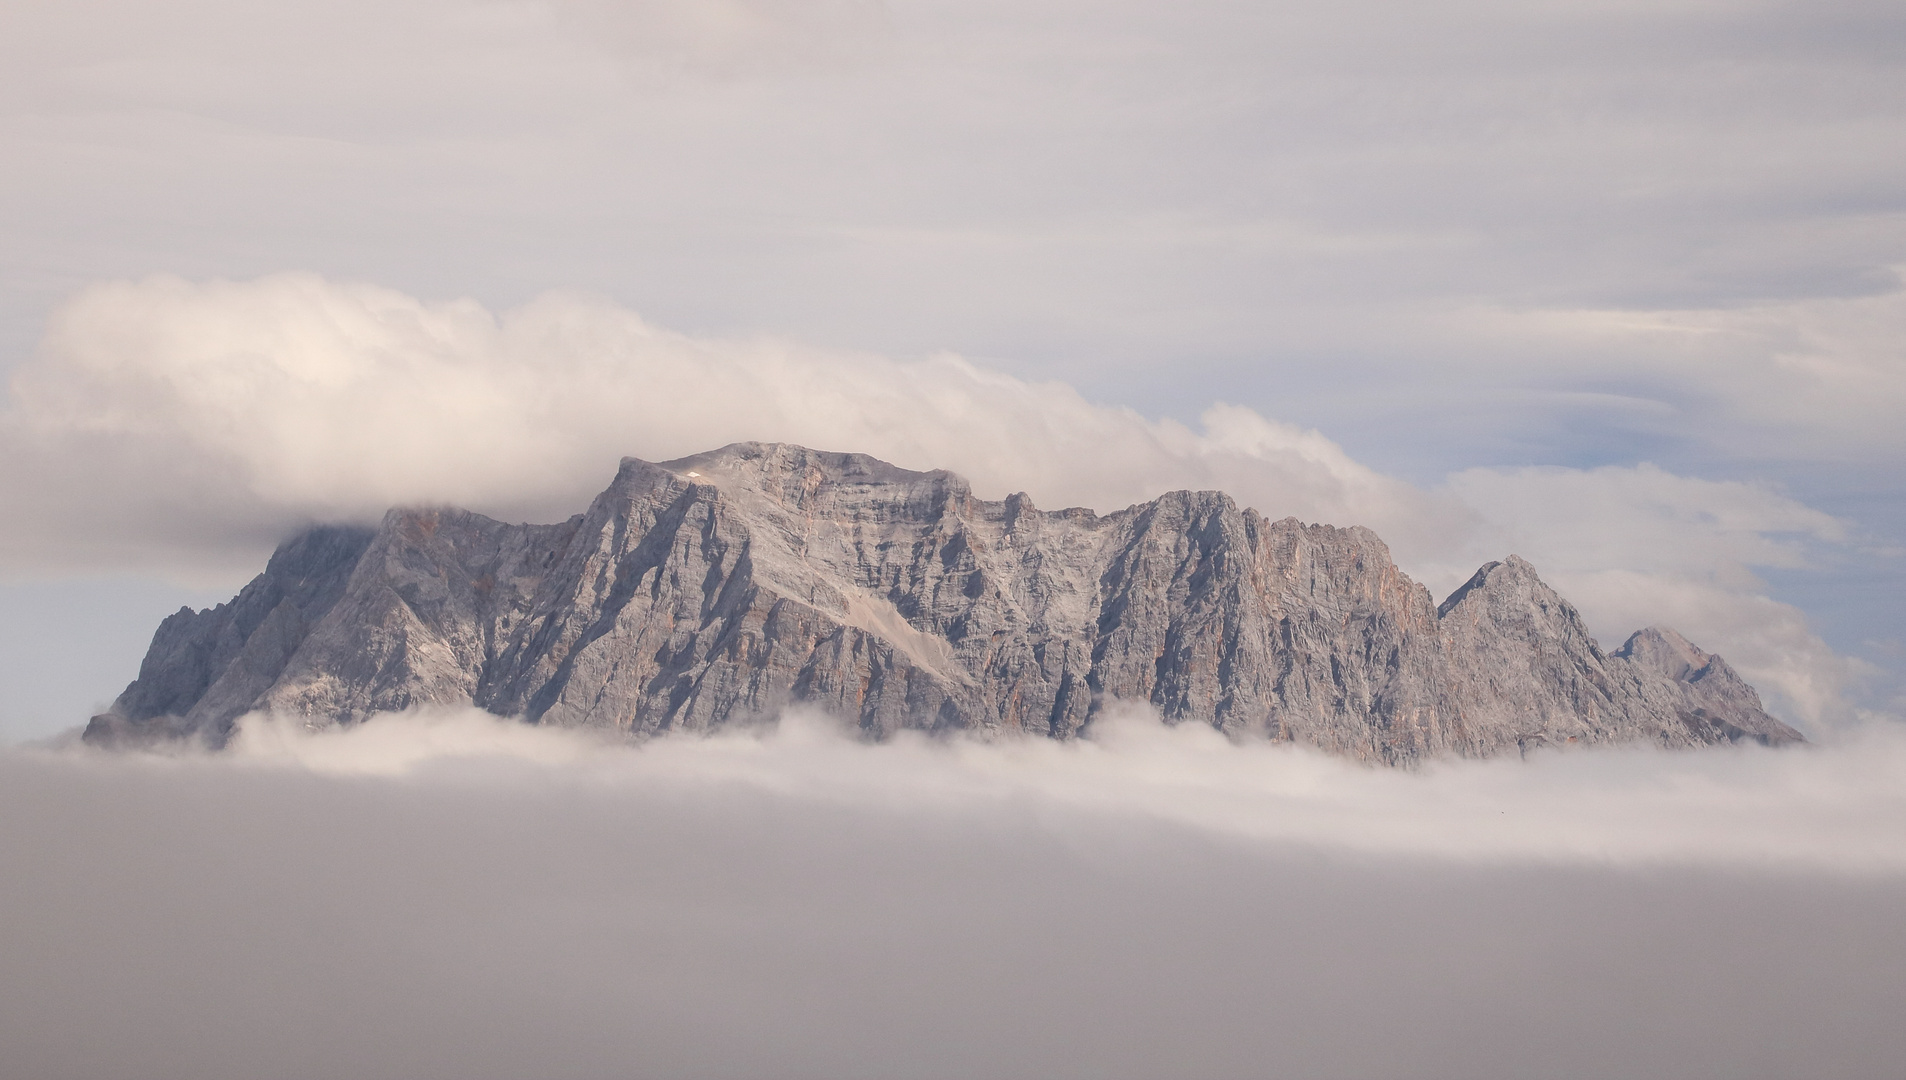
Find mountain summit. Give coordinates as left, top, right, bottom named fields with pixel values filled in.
left=85, top=442, right=1802, bottom=761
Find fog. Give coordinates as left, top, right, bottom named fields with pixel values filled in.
left=5, top=708, right=1905, bottom=1079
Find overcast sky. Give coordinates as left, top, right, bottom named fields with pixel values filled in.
left=5, top=4, right=1906, bottom=1075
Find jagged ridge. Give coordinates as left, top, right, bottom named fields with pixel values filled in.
left=86, top=442, right=1803, bottom=761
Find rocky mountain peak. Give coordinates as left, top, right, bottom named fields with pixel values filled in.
left=1437, top=555, right=1605, bottom=662
left=1439, top=554, right=1561, bottom=616
left=85, top=444, right=1805, bottom=760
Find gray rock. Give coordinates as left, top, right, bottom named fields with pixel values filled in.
left=85, top=442, right=1804, bottom=760
left=82, top=526, right=374, bottom=747
left=1434, top=557, right=1802, bottom=753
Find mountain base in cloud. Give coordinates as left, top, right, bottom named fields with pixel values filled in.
left=86, top=442, right=1801, bottom=761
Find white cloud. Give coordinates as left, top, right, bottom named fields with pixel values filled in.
left=223, top=705, right=1906, bottom=871
left=0, top=273, right=1459, bottom=570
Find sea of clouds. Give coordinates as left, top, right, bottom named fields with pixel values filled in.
left=202, top=705, right=1906, bottom=871
left=6, top=706, right=1905, bottom=1080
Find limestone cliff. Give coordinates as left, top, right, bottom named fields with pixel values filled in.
left=85, top=443, right=1803, bottom=760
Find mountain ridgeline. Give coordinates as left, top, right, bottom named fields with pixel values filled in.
left=86, top=443, right=1803, bottom=761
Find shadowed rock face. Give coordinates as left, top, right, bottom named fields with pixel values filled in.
left=85, top=443, right=1804, bottom=761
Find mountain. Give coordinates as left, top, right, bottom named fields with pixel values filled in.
left=83, top=442, right=1803, bottom=760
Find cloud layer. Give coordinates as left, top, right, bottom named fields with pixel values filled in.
left=5, top=708, right=1905, bottom=1080
left=224, top=706, right=1906, bottom=871
left=3, top=274, right=1446, bottom=562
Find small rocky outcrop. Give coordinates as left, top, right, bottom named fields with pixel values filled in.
left=84, top=442, right=1803, bottom=760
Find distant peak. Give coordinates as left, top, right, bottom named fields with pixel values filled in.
left=1613, top=625, right=1709, bottom=679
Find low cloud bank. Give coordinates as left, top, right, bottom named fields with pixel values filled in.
left=0, top=274, right=1869, bottom=725
left=222, top=706, right=1906, bottom=872
left=5, top=708, right=1905, bottom=1080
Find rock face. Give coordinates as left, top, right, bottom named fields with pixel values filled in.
left=85, top=442, right=1804, bottom=760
